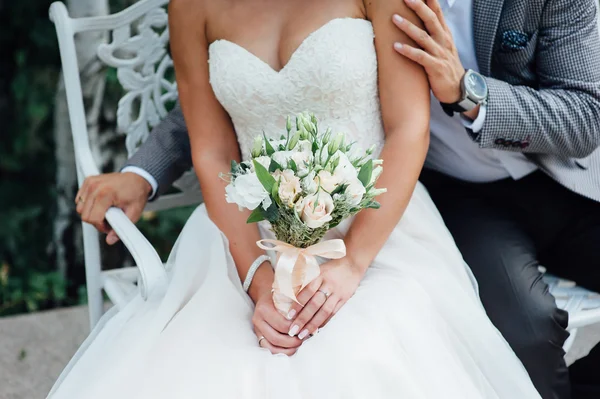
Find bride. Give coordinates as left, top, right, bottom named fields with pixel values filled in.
left=49, top=0, right=542, bottom=397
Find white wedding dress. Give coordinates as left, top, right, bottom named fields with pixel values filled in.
left=48, top=18, right=542, bottom=399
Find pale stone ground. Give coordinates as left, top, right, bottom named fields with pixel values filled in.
left=0, top=305, right=599, bottom=399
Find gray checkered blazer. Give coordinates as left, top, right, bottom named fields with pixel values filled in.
left=126, top=0, right=600, bottom=202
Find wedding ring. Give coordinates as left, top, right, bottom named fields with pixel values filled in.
left=258, top=336, right=266, bottom=347
left=317, top=289, right=331, bottom=299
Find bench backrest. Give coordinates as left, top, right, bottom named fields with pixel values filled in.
left=51, top=0, right=200, bottom=213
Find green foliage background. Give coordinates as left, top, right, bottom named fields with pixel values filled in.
left=0, top=0, right=190, bottom=316
left=1, top=0, right=62, bottom=316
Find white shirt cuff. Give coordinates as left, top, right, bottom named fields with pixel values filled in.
left=121, top=166, right=158, bottom=199
left=460, top=103, right=487, bottom=133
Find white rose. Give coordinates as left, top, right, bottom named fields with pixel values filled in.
left=273, top=169, right=301, bottom=207
left=225, top=173, right=271, bottom=211
left=262, top=196, right=273, bottom=210
left=301, top=171, right=318, bottom=194
left=345, top=178, right=366, bottom=207
left=301, top=192, right=335, bottom=229
left=332, top=151, right=358, bottom=183
left=291, top=150, right=313, bottom=175
left=316, top=170, right=341, bottom=193
left=272, top=151, right=293, bottom=168
left=252, top=156, right=272, bottom=171
left=296, top=140, right=312, bottom=153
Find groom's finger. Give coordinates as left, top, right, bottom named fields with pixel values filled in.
left=393, top=43, right=438, bottom=70
left=426, top=0, right=448, bottom=31
left=403, top=0, right=444, bottom=39
left=392, top=15, right=440, bottom=55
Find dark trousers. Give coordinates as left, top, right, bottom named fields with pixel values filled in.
left=419, top=169, right=600, bottom=399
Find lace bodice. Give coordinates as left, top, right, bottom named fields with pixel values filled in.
left=208, top=18, right=384, bottom=160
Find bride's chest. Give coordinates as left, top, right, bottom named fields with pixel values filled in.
left=208, top=19, right=378, bottom=114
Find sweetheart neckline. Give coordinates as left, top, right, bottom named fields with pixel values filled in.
left=208, top=18, right=373, bottom=74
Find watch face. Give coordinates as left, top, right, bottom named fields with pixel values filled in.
left=466, top=71, right=488, bottom=100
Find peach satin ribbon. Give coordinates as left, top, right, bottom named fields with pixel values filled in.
left=256, top=239, right=346, bottom=314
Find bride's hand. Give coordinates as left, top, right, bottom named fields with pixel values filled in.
left=252, top=286, right=303, bottom=356
left=286, top=257, right=363, bottom=340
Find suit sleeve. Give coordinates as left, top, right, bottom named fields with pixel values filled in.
left=124, top=102, right=193, bottom=199
left=474, top=0, right=600, bottom=158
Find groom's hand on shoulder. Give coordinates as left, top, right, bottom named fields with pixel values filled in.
left=75, top=172, right=152, bottom=245
left=391, top=0, right=465, bottom=105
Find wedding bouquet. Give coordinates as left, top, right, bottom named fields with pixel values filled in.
left=224, top=113, right=386, bottom=314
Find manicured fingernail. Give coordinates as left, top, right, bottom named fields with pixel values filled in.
left=394, top=42, right=403, bottom=51
left=287, top=309, right=297, bottom=320
left=288, top=325, right=300, bottom=337
left=298, top=329, right=309, bottom=340
left=393, top=14, right=403, bottom=24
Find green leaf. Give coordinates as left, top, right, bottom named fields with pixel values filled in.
left=253, top=159, right=276, bottom=193
left=263, top=202, right=279, bottom=222
left=263, top=133, right=275, bottom=156
left=272, top=176, right=282, bottom=206
left=357, top=159, right=373, bottom=188
left=329, top=220, right=342, bottom=229
left=366, top=201, right=381, bottom=210
left=247, top=208, right=266, bottom=223
left=24, top=297, right=38, bottom=312
left=15, top=50, right=26, bottom=67
left=312, top=141, right=319, bottom=153
left=269, top=159, right=283, bottom=173
left=288, top=159, right=298, bottom=173
left=230, top=160, right=239, bottom=174
left=331, top=183, right=347, bottom=196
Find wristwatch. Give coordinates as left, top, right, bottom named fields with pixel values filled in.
left=441, top=69, right=488, bottom=117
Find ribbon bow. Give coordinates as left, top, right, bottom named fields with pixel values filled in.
left=256, top=239, right=346, bottom=308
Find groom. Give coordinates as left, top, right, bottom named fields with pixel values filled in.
left=76, top=0, right=600, bottom=398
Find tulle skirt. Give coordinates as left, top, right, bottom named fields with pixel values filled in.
left=48, top=183, right=541, bottom=398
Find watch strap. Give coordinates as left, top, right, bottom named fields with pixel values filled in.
left=441, top=96, right=478, bottom=117
left=441, top=102, right=457, bottom=117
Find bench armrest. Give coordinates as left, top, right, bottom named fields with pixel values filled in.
left=50, top=0, right=167, bottom=300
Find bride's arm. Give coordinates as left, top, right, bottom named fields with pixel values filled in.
left=286, top=1, right=430, bottom=338
left=168, top=1, right=300, bottom=354
left=169, top=2, right=272, bottom=301
left=344, top=0, right=430, bottom=272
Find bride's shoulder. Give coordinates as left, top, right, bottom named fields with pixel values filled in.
left=169, top=0, right=228, bottom=34
left=168, top=0, right=212, bottom=25
left=362, top=0, right=422, bottom=17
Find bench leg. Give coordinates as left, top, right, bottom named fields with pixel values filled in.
left=82, top=222, right=104, bottom=330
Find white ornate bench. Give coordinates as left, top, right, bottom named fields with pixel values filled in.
left=49, top=0, right=600, bottom=356
left=49, top=0, right=201, bottom=328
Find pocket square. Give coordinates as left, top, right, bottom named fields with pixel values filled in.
left=501, top=30, right=531, bottom=52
